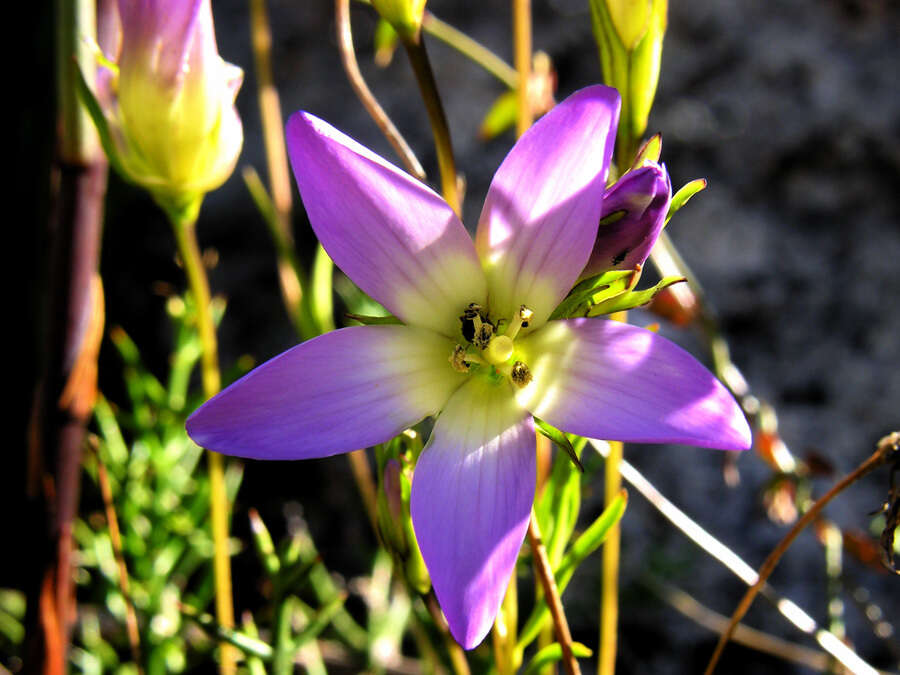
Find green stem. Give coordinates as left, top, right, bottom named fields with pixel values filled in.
left=170, top=215, right=236, bottom=675
left=422, top=12, right=518, bottom=89
left=403, top=38, right=461, bottom=215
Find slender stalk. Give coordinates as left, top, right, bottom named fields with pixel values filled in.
left=403, top=38, right=461, bottom=214
left=423, top=12, right=518, bottom=89
left=249, top=0, right=309, bottom=336
left=347, top=449, right=379, bottom=534
left=425, top=593, right=471, bottom=675
left=527, top=512, right=580, bottom=675
left=703, top=433, right=898, bottom=675
left=512, top=0, right=533, bottom=137
left=589, top=438, right=882, bottom=675
left=170, top=216, right=236, bottom=675
left=336, top=0, right=426, bottom=180
left=93, top=442, right=143, bottom=671
left=598, top=309, right=626, bottom=675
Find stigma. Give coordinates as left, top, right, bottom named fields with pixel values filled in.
left=452, top=302, right=535, bottom=389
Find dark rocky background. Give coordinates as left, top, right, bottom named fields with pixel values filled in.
left=21, top=0, right=899, bottom=672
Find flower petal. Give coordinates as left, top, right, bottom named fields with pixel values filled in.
left=187, top=326, right=465, bottom=459
left=411, top=379, right=535, bottom=649
left=581, top=162, right=671, bottom=279
left=516, top=319, right=751, bottom=450
left=286, top=112, right=487, bottom=337
left=475, top=85, right=620, bottom=329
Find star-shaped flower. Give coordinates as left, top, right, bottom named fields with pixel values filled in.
left=186, top=85, right=750, bottom=649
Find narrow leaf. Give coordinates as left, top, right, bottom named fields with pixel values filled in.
left=550, top=269, right=634, bottom=320
left=345, top=313, right=402, bottom=325
left=534, top=418, right=583, bottom=472
left=524, top=641, right=593, bottom=675
left=588, top=275, right=686, bottom=316
left=665, top=178, right=707, bottom=225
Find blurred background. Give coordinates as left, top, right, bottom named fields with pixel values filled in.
left=19, top=0, right=899, bottom=672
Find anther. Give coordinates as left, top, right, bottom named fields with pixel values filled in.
left=449, top=345, right=470, bottom=373
left=505, top=304, right=534, bottom=340
left=473, top=322, right=494, bottom=349
left=510, top=361, right=533, bottom=388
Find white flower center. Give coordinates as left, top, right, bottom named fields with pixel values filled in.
left=449, top=303, right=534, bottom=388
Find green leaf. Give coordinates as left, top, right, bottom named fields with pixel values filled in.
left=73, top=62, right=126, bottom=178
left=478, top=90, right=518, bottom=141
left=556, top=490, right=628, bottom=590
left=344, top=313, right=403, bottom=325
left=524, top=641, right=593, bottom=675
left=550, top=269, right=635, bottom=320
left=666, top=178, right=707, bottom=225
left=534, top=418, right=583, bottom=472
left=587, top=275, right=686, bottom=316
left=630, top=133, right=662, bottom=170
left=293, top=593, right=348, bottom=648
left=310, top=244, right=335, bottom=334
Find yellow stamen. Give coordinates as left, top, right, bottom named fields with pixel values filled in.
left=505, top=304, right=534, bottom=340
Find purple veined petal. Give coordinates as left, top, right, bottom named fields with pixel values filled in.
left=187, top=326, right=466, bottom=460
left=411, top=378, right=535, bottom=649
left=117, top=0, right=204, bottom=92
left=286, top=113, right=487, bottom=339
left=475, top=85, right=620, bottom=330
left=581, top=162, right=672, bottom=280
left=516, top=318, right=751, bottom=450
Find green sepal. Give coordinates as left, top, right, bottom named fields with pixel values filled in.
left=534, top=417, right=583, bottom=473
left=344, top=313, right=402, bottom=325
left=665, top=178, right=707, bottom=225
left=373, top=18, right=400, bottom=66
left=587, top=275, right=685, bottom=316
left=523, top=641, right=593, bottom=675
left=309, top=244, right=336, bottom=334
left=478, top=89, right=517, bottom=141
left=73, top=62, right=126, bottom=178
left=627, top=0, right=667, bottom=146
left=550, top=269, right=635, bottom=320
left=630, top=133, right=662, bottom=170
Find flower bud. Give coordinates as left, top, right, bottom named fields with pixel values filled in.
left=93, top=0, right=243, bottom=219
left=589, top=0, right=666, bottom=161
left=581, top=161, right=671, bottom=279
left=371, top=0, right=427, bottom=43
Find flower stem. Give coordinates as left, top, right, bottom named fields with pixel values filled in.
left=170, top=215, right=236, bottom=675
left=403, top=38, right=461, bottom=215
left=422, top=12, right=518, bottom=89
left=598, top=308, right=627, bottom=675
left=425, top=592, right=471, bottom=675
left=703, top=432, right=899, bottom=675
left=512, top=0, right=532, bottom=137
left=337, top=0, right=426, bottom=181
left=527, top=512, right=581, bottom=675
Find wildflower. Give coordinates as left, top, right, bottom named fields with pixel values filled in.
left=92, top=0, right=243, bottom=217
left=186, top=85, right=750, bottom=649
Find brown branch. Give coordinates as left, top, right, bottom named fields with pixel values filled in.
left=527, top=511, right=581, bottom=675
left=703, top=432, right=899, bottom=675
left=335, top=0, right=426, bottom=181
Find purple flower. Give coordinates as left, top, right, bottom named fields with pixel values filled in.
left=186, top=85, right=750, bottom=649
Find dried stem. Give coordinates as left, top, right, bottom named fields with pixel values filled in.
left=512, top=0, right=532, bottom=137
left=527, top=512, right=581, bottom=675
left=423, top=12, right=518, bottom=89
left=93, top=441, right=143, bottom=671
left=336, top=0, right=426, bottom=181
left=403, top=38, right=461, bottom=214
left=703, top=433, right=898, bottom=675
left=589, top=438, right=880, bottom=674
left=347, top=449, right=379, bottom=535
left=170, top=216, right=236, bottom=675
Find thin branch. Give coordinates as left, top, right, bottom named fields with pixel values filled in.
left=512, top=0, right=532, bottom=137
left=527, top=512, right=581, bottom=675
left=335, top=0, right=426, bottom=181
left=588, top=439, right=884, bottom=675
left=425, top=593, right=471, bottom=675
left=703, top=433, right=898, bottom=675
left=422, top=12, right=518, bottom=89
